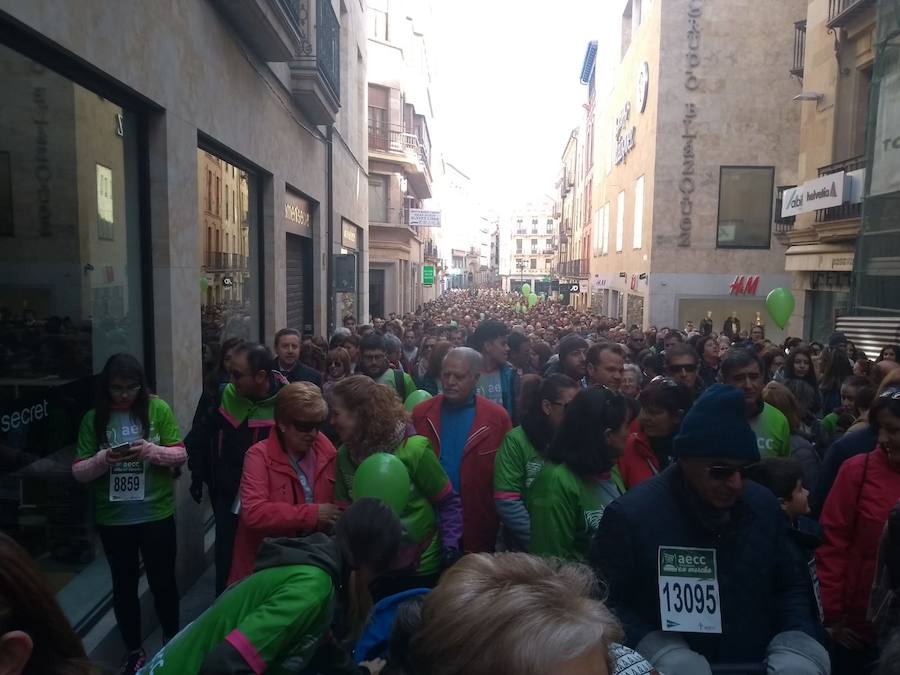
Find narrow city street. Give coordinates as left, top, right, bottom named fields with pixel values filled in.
left=0, top=0, right=899, bottom=674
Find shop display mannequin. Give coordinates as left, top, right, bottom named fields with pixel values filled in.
left=722, top=312, right=741, bottom=338
left=699, top=311, right=713, bottom=337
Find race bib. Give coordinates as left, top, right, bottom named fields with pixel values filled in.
left=658, top=546, right=722, bottom=634
left=109, top=461, right=146, bottom=502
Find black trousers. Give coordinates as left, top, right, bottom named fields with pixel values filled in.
left=212, top=498, right=239, bottom=596
left=98, top=516, right=179, bottom=651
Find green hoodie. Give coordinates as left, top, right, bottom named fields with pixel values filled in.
left=139, top=534, right=362, bottom=675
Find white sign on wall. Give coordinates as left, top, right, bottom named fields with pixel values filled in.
left=409, top=209, right=442, bottom=227
left=780, top=171, right=853, bottom=218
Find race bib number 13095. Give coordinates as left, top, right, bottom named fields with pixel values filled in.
left=658, top=546, right=722, bottom=634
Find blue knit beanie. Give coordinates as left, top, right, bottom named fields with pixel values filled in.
left=673, top=384, right=759, bottom=461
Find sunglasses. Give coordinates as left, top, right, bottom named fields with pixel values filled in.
left=667, top=363, right=698, bottom=374
left=291, top=419, right=323, bottom=433
left=328, top=361, right=344, bottom=368
left=650, top=376, right=680, bottom=389
left=879, top=388, right=900, bottom=400
left=707, top=463, right=757, bottom=481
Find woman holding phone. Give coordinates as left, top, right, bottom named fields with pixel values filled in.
left=72, top=353, right=186, bottom=675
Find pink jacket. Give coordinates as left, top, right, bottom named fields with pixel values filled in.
left=228, top=431, right=336, bottom=585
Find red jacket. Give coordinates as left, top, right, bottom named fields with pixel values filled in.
left=618, top=430, right=661, bottom=489
left=228, top=431, right=336, bottom=585
left=817, top=448, right=900, bottom=642
left=412, top=395, right=511, bottom=553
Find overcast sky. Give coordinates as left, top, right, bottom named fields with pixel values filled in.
left=429, top=0, right=616, bottom=212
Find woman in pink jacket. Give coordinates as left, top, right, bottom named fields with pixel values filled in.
left=228, top=382, right=340, bottom=585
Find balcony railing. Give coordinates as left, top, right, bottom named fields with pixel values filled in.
left=204, top=251, right=249, bottom=271
left=828, top=0, right=876, bottom=27
left=815, top=155, right=866, bottom=224
left=368, top=121, right=431, bottom=174
left=370, top=206, right=410, bottom=227
left=774, top=185, right=797, bottom=234
left=791, top=21, right=806, bottom=78
left=316, top=0, right=340, bottom=99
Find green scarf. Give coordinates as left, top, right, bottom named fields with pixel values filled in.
left=218, top=382, right=279, bottom=429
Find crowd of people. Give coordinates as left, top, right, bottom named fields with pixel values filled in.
left=3, top=288, right=900, bottom=675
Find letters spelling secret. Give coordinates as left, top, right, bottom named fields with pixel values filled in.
left=679, top=0, right=702, bottom=248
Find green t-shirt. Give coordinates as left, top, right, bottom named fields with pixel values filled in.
left=528, top=461, right=624, bottom=561
left=750, top=402, right=791, bottom=459
left=374, top=368, right=417, bottom=400
left=493, top=426, right=543, bottom=501
left=139, top=564, right=334, bottom=675
left=335, top=436, right=449, bottom=575
left=76, top=397, right=182, bottom=526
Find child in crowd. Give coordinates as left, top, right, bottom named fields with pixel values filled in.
left=748, top=458, right=825, bottom=642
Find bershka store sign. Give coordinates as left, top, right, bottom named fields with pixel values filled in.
left=781, top=173, right=846, bottom=217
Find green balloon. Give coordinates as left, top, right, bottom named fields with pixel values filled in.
left=521, top=283, right=531, bottom=296
left=528, top=293, right=538, bottom=307
left=404, top=389, right=433, bottom=412
left=765, top=287, right=795, bottom=329
left=353, top=453, right=411, bottom=514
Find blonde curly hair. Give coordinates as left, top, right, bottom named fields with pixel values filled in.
left=331, top=375, right=408, bottom=452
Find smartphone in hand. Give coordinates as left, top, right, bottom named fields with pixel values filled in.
left=108, top=442, right=133, bottom=458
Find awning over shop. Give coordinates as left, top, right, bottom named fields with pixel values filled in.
left=784, top=244, right=854, bottom=272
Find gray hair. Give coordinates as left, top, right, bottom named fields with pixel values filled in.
left=383, top=333, right=402, bottom=353
left=623, top=363, right=643, bottom=384
left=444, top=347, right=482, bottom=374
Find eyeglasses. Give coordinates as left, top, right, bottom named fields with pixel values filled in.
left=667, top=363, right=698, bottom=374
left=707, top=463, right=757, bottom=481
left=650, top=376, right=680, bottom=389
left=109, top=384, right=142, bottom=396
left=328, top=362, right=343, bottom=368
left=291, top=419, right=323, bottom=433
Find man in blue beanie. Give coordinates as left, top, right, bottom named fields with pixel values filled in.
left=590, top=385, right=828, bottom=675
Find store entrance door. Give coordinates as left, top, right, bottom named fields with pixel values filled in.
left=286, top=234, right=312, bottom=333
left=370, top=269, right=386, bottom=320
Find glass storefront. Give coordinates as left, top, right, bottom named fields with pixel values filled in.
left=198, top=149, right=259, bottom=384
left=0, top=42, right=144, bottom=626
left=852, top=0, right=900, bottom=314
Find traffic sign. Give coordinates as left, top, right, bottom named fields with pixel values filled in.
left=422, top=265, right=435, bottom=286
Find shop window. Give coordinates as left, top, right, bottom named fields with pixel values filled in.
left=616, top=191, right=625, bottom=252
left=716, top=166, right=774, bottom=249
left=0, top=42, right=145, bottom=622
left=0, top=152, right=12, bottom=236
left=368, top=175, right=388, bottom=222
left=633, top=175, right=644, bottom=249
left=198, top=148, right=260, bottom=376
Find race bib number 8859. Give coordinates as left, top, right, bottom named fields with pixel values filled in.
left=658, top=546, right=722, bottom=634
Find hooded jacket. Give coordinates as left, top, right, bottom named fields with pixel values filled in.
left=186, top=372, right=286, bottom=506
left=139, top=534, right=368, bottom=674
left=228, top=431, right=337, bottom=585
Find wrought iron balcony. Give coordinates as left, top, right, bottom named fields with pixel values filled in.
left=791, top=21, right=806, bottom=78
left=216, top=0, right=307, bottom=61
left=204, top=251, right=249, bottom=271
left=827, top=0, right=876, bottom=27
left=369, top=207, right=410, bottom=227
left=814, top=155, right=866, bottom=224
left=288, top=0, right=340, bottom=124
left=368, top=120, right=432, bottom=192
